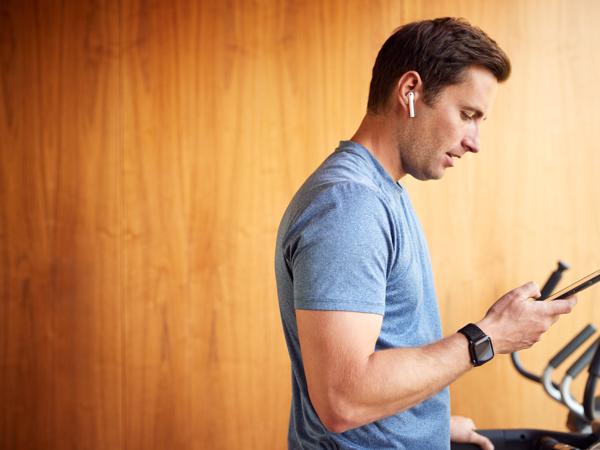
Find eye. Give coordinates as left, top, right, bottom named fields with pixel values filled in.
left=461, top=111, right=474, bottom=121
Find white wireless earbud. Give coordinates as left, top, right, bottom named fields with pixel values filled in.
left=408, top=91, right=415, bottom=118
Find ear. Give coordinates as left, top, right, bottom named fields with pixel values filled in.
left=394, top=71, right=423, bottom=115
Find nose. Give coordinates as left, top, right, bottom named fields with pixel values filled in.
left=462, top=123, right=480, bottom=153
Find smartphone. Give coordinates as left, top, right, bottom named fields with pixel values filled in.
left=545, top=269, right=600, bottom=301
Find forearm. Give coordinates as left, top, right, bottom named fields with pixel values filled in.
left=323, top=333, right=471, bottom=431
left=302, top=283, right=577, bottom=433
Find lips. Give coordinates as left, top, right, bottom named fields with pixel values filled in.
left=445, top=152, right=463, bottom=167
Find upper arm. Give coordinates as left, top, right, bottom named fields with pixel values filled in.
left=284, top=183, right=393, bottom=426
left=296, top=309, right=382, bottom=425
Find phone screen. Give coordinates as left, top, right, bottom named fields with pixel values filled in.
left=545, top=270, right=600, bottom=301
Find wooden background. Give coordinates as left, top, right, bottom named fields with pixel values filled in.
left=1, top=0, right=599, bottom=448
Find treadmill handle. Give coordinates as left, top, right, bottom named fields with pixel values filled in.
left=549, top=325, right=596, bottom=369
left=584, top=343, right=600, bottom=420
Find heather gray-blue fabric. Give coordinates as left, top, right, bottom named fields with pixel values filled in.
left=275, top=140, right=450, bottom=449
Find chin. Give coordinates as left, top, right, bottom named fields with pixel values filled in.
left=418, top=170, right=444, bottom=181
left=407, top=163, right=445, bottom=181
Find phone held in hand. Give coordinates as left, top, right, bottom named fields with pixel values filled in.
left=544, top=270, right=600, bottom=301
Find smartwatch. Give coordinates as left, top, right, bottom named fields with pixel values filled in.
left=458, top=323, right=494, bottom=366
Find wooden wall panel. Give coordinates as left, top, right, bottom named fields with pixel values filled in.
left=0, top=1, right=122, bottom=449
left=1, top=1, right=600, bottom=449
left=120, top=1, right=294, bottom=448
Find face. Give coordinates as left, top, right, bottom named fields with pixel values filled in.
left=399, top=66, right=498, bottom=180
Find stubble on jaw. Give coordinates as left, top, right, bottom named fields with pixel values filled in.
left=395, top=125, right=443, bottom=182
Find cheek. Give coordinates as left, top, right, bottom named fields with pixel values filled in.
left=437, top=117, right=463, bottom=145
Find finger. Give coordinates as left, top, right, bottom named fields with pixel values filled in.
left=470, top=431, right=494, bottom=450
left=545, top=296, right=577, bottom=315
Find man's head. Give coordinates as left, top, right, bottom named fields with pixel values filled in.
left=360, top=18, right=511, bottom=181
left=367, top=17, right=511, bottom=112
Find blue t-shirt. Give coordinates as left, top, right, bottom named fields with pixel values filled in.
left=275, top=140, right=450, bottom=449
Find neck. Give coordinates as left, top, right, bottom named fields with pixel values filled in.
left=351, top=111, right=407, bottom=181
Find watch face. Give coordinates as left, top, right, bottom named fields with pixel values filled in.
left=474, top=336, right=494, bottom=362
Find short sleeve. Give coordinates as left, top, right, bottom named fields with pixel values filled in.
left=282, top=182, right=394, bottom=315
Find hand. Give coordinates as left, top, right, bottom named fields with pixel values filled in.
left=450, top=415, right=493, bottom=450
left=477, top=281, right=577, bottom=354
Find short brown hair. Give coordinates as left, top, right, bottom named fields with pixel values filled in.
left=367, top=17, right=511, bottom=112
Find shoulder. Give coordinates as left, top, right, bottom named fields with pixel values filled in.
left=294, top=151, right=391, bottom=218
left=291, top=180, right=392, bottom=232
left=280, top=180, right=395, bottom=262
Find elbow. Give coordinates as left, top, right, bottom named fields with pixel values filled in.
left=323, top=419, right=354, bottom=434
left=320, top=412, right=353, bottom=434
left=312, top=392, right=362, bottom=434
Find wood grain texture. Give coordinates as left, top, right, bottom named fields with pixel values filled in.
left=1, top=1, right=599, bottom=449
left=0, top=1, right=123, bottom=449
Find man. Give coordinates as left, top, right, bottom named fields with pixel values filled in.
left=274, top=18, right=576, bottom=449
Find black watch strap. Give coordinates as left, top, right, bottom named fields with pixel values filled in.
left=458, top=323, right=494, bottom=366
left=459, top=323, right=486, bottom=341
